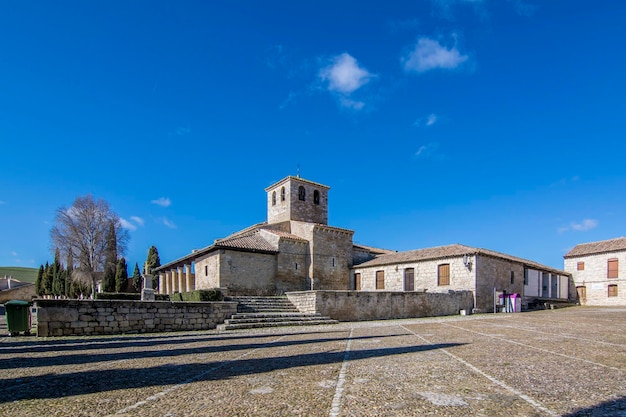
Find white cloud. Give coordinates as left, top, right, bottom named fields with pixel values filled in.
left=162, top=217, right=177, bottom=229
left=415, top=142, right=440, bottom=159
left=11, top=251, right=18, bottom=257
left=279, top=91, right=297, bottom=110
left=414, top=113, right=440, bottom=127
left=403, top=38, right=468, bottom=73
left=558, top=219, right=599, bottom=233
left=339, top=97, right=365, bottom=110
left=320, top=53, right=374, bottom=95
left=151, top=197, right=171, bottom=208
left=571, top=219, right=598, bottom=231
left=130, top=216, right=144, bottom=226
left=176, top=127, right=191, bottom=136
left=120, top=218, right=137, bottom=231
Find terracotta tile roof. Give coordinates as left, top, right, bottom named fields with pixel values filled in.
left=353, top=244, right=396, bottom=255
left=214, top=231, right=278, bottom=253
left=262, top=229, right=308, bottom=241
left=564, top=237, right=626, bottom=258
left=355, top=243, right=567, bottom=275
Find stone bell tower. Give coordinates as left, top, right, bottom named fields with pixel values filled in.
left=265, top=176, right=329, bottom=225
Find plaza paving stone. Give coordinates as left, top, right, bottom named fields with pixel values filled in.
left=1, top=307, right=626, bottom=416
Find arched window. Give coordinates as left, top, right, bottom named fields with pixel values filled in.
left=281, top=186, right=286, bottom=201
left=272, top=191, right=276, bottom=206
left=313, top=190, right=320, bottom=205
left=298, top=186, right=306, bottom=201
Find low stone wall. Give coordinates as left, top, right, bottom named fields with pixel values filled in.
left=35, top=299, right=238, bottom=337
left=286, top=290, right=474, bottom=321
left=0, top=283, right=36, bottom=303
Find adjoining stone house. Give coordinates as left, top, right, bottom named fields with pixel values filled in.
left=155, top=175, right=572, bottom=312
left=352, top=244, right=571, bottom=313
left=564, top=237, right=626, bottom=305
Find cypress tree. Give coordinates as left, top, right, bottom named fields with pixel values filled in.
left=102, top=221, right=118, bottom=292
left=115, top=257, right=128, bottom=292
left=132, top=263, right=142, bottom=293
left=52, top=248, right=65, bottom=296
left=35, top=264, right=44, bottom=296
left=42, top=262, right=53, bottom=295
left=65, top=252, right=74, bottom=297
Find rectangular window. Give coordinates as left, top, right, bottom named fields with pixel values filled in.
left=438, top=264, right=450, bottom=286
left=577, top=262, right=585, bottom=271
left=608, top=284, right=618, bottom=297
left=608, top=259, right=618, bottom=278
left=510, top=271, right=515, bottom=284
left=523, top=269, right=528, bottom=286
left=205, top=265, right=208, bottom=276
left=376, top=270, right=385, bottom=290
left=355, top=273, right=361, bottom=291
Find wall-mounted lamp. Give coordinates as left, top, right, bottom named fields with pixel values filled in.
left=463, top=254, right=472, bottom=270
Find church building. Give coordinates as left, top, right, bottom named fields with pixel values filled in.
left=154, top=175, right=388, bottom=296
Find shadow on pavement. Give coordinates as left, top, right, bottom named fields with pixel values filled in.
left=0, top=333, right=411, bottom=370
left=562, top=396, right=626, bottom=416
left=0, top=342, right=465, bottom=403
left=0, top=329, right=349, bottom=354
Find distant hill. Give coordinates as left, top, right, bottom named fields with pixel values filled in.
left=0, top=267, right=38, bottom=284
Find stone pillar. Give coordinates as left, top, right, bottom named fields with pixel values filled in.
left=170, top=268, right=177, bottom=293
left=165, top=271, right=171, bottom=295
left=159, top=273, right=165, bottom=295
left=185, top=264, right=193, bottom=292
left=178, top=267, right=184, bottom=293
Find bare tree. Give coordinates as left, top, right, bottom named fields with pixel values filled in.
left=50, top=195, right=129, bottom=295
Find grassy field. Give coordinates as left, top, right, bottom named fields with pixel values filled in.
left=0, top=266, right=38, bottom=283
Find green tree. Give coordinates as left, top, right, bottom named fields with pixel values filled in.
left=145, top=245, right=161, bottom=289
left=131, top=263, right=142, bottom=293
left=35, top=264, right=44, bottom=296
left=115, top=257, right=128, bottom=292
left=65, top=252, right=74, bottom=297
left=51, top=248, right=65, bottom=296
left=102, top=221, right=118, bottom=292
left=42, top=262, right=53, bottom=295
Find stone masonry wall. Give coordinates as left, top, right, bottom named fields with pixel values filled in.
left=0, top=283, right=36, bottom=303
left=353, top=256, right=475, bottom=294
left=286, top=290, right=474, bottom=321
left=35, top=299, right=238, bottom=337
left=565, top=251, right=626, bottom=306
left=311, top=226, right=353, bottom=290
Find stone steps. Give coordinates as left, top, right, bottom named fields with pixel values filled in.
left=218, top=296, right=338, bottom=331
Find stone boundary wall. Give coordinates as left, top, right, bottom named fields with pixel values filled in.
left=35, top=299, right=238, bottom=337
left=0, top=283, right=36, bottom=303
left=286, top=290, right=475, bottom=321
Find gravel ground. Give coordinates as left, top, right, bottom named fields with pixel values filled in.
left=1, top=307, right=626, bottom=416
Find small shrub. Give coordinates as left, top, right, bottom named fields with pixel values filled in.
left=171, top=289, right=223, bottom=302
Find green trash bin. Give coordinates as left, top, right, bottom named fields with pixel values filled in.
left=4, top=300, right=32, bottom=336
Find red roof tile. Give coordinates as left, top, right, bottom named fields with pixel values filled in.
left=564, top=237, right=626, bottom=258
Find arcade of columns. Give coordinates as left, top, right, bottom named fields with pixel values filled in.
left=157, top=263, right=195, bottom=295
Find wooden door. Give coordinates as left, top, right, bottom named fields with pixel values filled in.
left=404, top=268, right=415, bottom=291
left=576, top=286, right=587, bottom=305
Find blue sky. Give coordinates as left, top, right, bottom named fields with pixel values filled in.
left=1, top=1, right=625, bottom=272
